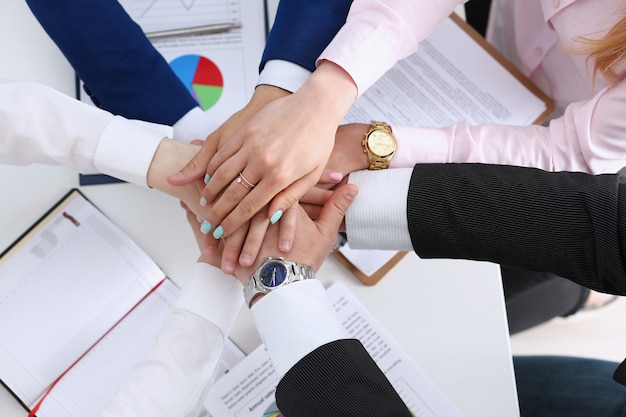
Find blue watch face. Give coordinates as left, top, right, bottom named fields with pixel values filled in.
left=259, top=260, right=288, bottom=288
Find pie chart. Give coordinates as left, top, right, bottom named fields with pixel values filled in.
left=170, top=54, right=223, bottom=110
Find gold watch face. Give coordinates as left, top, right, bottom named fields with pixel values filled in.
left=367, top=130, right=396, bottom=157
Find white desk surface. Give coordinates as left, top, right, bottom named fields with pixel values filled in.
left=0, top=2, right=519, bottom=416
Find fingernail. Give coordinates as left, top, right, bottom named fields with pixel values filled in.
left=200, top=220, right=212, bottom=234
left=170, top=172, right=182, bottom=179
left=212, top=226, right=224, bottom=239
left=240, top=253, right=253, bottom=266
left=279, top=240, right=291, bottom=252
left=199, top=196, right=207, bottom=207
left=270, top=210, right=283, bottom=224
left=204, top=173, right=211, bottom=184
left=329, top=171, right=343, bottom=182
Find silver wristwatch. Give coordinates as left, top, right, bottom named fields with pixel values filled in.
left=243, top=257, right=315, bottom=307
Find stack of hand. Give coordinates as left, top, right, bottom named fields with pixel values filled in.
left=162, top=61, right=361, bottom=277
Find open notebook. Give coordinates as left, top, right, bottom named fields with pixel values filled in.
left=0, top=189, right=242, bottom=416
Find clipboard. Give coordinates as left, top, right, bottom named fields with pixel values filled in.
left=449, top=13, right=554, bottom=124
left=333, top=249, right=409, bottom=286
left=337, top=13, right=555, bottom=286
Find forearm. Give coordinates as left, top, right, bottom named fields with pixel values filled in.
left=408, top=163, right=626, bottom=294
left=300, top=61, right=358, bottom=122
left=276, top=339, right=412, bottom=417
left=388, top=123, right=553, bottom=169
left=100, top=311, right=224, bottom=417
left=101, top=263, right=242, bottom=417
left=319, top=0, right=465, bottom=95
left=335, top=122, right=553, bottom=174
left=260, top=0, right=353, bottom=73
left=250, top=280, right=348, bottom=377
left=346, top=169, right=413, bottom=250
left=26, top=0, right=198, bottom=125
left=0, top=80, right=168, bottom=185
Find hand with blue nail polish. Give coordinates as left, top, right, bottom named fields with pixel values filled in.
left=167, top=62, right=358, bottom=245
left=181, top=203, right=224, bottom=270
left=146, top=138, right=212, bottom=222
left=232, top=184, right=359, bottom=286
left=200, top=220, right=212, bottom=235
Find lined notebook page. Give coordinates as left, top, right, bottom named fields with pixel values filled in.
left=0, top=191, right=165, bottom=405
left=35, top=279, right=179, bottom=417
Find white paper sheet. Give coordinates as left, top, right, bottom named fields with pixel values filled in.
left=203, top=282, right=465, bottom=416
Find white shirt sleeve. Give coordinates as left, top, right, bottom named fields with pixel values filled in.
left=250, top=279, right=348, bottom=378
left=346, top=169, right=414, bottom=250
left=256, top=60, right=312, bottom=93
left=0, top=80, right=170, bottom=186
left=100, top=263, right=243, bottom=417
left=172, top=107, right=218, bottom=144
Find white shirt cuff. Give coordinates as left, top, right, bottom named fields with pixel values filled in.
left=94, top=116, right=172, bottom=187
left=251, top=280, right=348, bottom=377
left=257, top=60, right=311, bottom=93
left=172, top=107, right=218, bottom=144
left=346, top=169, right=414, bottom=250
left=175, top=262, right=243, bottom=336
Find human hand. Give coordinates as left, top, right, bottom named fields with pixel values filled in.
left=233, top=183, right=359, bottom=286
left=326, top=123, right=370, bottom=177
left=170, top=61, right=358, bottom=242
left=166, top=85, right=291, bottom=260
left=146, top=138, right=209, bottom=218
left=166, top=84, right=291, bottom=195
left=301, top=175, right=349, bottom=232
left=226, top=169, right=345, bottom=272
left=181, top=201, right=224, bottom=268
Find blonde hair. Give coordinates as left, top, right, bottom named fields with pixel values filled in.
left=576, top=15, right=626, bottom=83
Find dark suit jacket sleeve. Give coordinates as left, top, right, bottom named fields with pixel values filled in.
left=275, top=339, right=412, bottom=417
left=26, top=0, right=198, bottom=125
left=261, top=0, right=353, bottom=72
left=407, top=163, right=626, bottom=295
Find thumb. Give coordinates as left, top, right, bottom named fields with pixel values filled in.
left=315, top=184, right=359, bottom=236
left=167, top=140, right=215, bottom=186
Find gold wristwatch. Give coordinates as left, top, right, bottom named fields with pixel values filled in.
left=363, top=121, right=397, bottom=170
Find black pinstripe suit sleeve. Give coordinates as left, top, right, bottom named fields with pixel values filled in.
left=275, top=339, right=412, bottom=417
left=407, top=163, right=626, bottom=295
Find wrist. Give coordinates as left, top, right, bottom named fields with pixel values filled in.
left=147, top=138, right=200, bottom=191
left=242, top=257, right=316, bottom=308
left=250, top=84, right=291, bottom=109
left=337, top=123, right=370, bottom=173
left=300, top=61, right=357, bottom=122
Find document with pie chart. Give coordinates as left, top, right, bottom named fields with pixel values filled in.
left=121, top=0, right=266, bottom=125
left=77, top=0, right=266, bottom=185
left=79, top=0, right=266, bottom=128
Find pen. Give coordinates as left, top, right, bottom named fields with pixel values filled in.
left=146, top=22, right=242, bottom=40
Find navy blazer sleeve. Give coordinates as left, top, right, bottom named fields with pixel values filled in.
left=275, top=339, right=412, bottom=416
left=406, top=163, right=626, bottom=295
left=26, top=0, right=198, bottom=126
left=261, top=0, right=353, bottom=72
